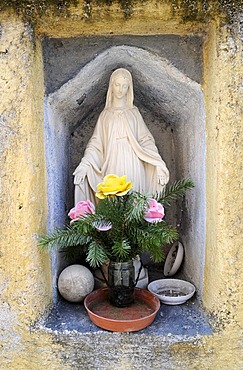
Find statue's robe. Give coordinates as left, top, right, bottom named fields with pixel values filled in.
left=74, top=106, right=169, bottom=205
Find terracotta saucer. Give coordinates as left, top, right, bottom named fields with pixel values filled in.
left=84, top=287, right=160, bottom=332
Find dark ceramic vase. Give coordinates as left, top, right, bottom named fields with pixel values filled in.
left=108, top=261, right=135, bottom=307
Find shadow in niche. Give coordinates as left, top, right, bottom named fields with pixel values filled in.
left=44, top=45, right=206, bottom=303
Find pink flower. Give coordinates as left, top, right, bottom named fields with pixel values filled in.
left=144, top=199, right=165, bottom=223
left=68, top=200, right=95, bottom=223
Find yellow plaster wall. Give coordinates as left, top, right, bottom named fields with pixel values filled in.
left=36, top=1, right=205, bottom=37
left=0, top=16, right=53, bottom=365
left=203, top=21, right=243, bottom=326
left=0, top=2, right=242, bottom=369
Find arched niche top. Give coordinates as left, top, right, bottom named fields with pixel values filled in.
left=46, top=45, right=204, bottom=129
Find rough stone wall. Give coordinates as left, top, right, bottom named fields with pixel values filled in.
left=203, top=19, right=243, bottom=327
left=0, top=1, right=242, bottom=369
left=0, top=16, right=53, bottom=365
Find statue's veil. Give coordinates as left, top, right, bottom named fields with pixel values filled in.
left=105, top=68, right=134, bottom=109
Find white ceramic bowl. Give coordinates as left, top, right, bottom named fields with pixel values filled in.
left=163, top=241, right=184, bottom=276
left=147, top=279, right=196, bottom=305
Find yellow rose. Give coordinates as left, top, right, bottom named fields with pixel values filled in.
left=96, top=174, right=132, bottom=199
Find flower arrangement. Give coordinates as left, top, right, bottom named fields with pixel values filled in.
left=39, top=174, right=194, bottom=268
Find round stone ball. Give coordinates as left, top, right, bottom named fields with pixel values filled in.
left=58, top=265, right=94, bottom=302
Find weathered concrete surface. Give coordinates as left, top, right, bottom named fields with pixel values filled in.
left=0, top=1, right=242, bottom=369
left=41, top=297, right=213, bottom=336
left=43, top=34, right=203, bottom=94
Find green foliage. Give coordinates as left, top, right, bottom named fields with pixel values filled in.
left=38, top=225, right=92, bottom=251
left=112, top=240, right=131, bottom=260
left=86, top=241, right=108, bottom=267
left=157, top=178, right=194, bottom=208
left=39, top=178, right=193, bottom=268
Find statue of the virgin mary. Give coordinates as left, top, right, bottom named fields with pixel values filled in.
left=74, top=68, right=169, bottom=205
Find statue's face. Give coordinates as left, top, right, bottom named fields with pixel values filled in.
left=112, top=76, right=129, bottom=100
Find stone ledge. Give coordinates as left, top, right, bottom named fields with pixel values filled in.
left=38, top=297, right=212, bottom=338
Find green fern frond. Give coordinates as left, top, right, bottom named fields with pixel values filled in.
left=145, top=244, right=165, bottom=263
left=96, top=196, right=124, bottom=225
left=38, top=226, right=91, bottom=251
left=111, top=240, right=131, bottom=261
left=86, top=241, right=108, bottom=268
left=158, top=223, right=179, bottom=244
left=128, top=221, right=178, bottom=262
left=158, top=178, right=194, bottom=207
left=125, top=192, right=149, bottom=224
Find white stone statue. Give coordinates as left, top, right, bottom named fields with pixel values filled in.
left=74, top=68, right=169, bottom=205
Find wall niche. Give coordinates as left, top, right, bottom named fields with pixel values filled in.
left=43, top=36, right=205, bottom=301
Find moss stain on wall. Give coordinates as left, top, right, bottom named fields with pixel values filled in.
left=0, top=0, right=242, bottom=22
